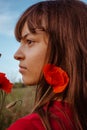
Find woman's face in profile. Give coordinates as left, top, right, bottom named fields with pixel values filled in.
left=14, top=23, right=49, bottom=85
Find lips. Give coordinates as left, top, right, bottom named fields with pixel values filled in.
left=19, top=65, right=27, bottom=73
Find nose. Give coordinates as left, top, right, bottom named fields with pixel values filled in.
left=14, top=48, right=24, bottom=61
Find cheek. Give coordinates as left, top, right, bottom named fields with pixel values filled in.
left=29, top=50, right=46, bottom=73
left=24, top=48, right=48, bottom=84
left=27, top=46, right=48, bottom=69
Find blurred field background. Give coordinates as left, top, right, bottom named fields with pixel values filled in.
left=0, top=83, right=36, bottom=130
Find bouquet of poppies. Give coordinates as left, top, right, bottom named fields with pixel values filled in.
left=0, top=72, right=13, bottom=115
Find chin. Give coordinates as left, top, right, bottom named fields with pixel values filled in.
left=22, top=80, right=37, bottom=86
left=22, top=76, right=40, bottom=86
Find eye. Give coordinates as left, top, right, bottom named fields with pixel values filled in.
left=26, top=39, right=34, bottom=44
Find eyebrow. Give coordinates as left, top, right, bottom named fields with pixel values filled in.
left=21, top=28, right=46, bottom=40
left=21, top=33, right=30, bottom=40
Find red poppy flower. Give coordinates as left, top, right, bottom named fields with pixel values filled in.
left=43, top=64, right=69, bottom=93
left=0, top=72, right=13, bottom=93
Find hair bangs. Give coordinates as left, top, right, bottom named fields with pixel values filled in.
left=15, top=2, right=48, bottom=41
left=27, top=7, right=48, bottom=33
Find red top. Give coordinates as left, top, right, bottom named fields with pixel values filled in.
left=7, top=101, right=76, bottom=130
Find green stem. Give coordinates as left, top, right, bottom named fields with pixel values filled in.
left=0, top=91, right=6, bottom=116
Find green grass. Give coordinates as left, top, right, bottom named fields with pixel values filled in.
left=0, top=86, right=36, bottom=130
left=7, top=86, right=36, bottom=104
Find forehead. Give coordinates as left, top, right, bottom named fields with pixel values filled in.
left=21, top=23, right=30, bottom=37
left=21, top=22, right=48, bottom=40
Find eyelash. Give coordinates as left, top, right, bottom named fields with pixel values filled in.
left=20, top=39, right=35, bottom=46
left=26, top=39, right=35, bottom=46
left=26, top=39, right=34, bottom=44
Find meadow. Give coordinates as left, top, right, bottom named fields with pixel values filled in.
left=0, top=85, right=36, bottom=130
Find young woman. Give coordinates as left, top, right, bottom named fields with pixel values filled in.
left=8, top=0, right=87, bottom=130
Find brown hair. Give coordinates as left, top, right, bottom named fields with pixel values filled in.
left=15, top=0, right=87, bottom=129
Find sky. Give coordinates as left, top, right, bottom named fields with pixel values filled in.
left=0, top=0, right=44, bottom=82
left=0, top=0, right=87, bottom=82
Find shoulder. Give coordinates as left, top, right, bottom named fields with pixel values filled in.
left=7, top=113, right=45, bottom=130
left=49, top=101, right=76, bottom=130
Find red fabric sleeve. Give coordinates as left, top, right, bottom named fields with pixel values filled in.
left=7, top=101, right=76, bottom=130
left=7, top=113, right=45, bottom=130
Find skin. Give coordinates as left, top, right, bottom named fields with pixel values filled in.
left=14, top=23, right=49, bottom=85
